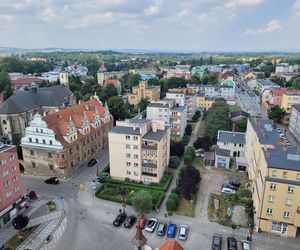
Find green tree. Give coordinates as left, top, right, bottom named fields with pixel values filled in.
left=0, top=71, right=11, bottom=92
left=100, top=84, right=118, bottom=102
left=3, top=84, right=13, bottom=100
left=268, top=105, right=286, bottom=123
left=126, top=74, right=141, bottom=88
left=185, top=124, right=193, bottom=136
left=292, top=77, right=300, bottom=89
left=168, top=156, right=180, bottom=169
left=139, top=98, right=149, bottom=112
left=107, top=96, right=129, bottom=123
left=237, top=118, right=248, bottom=132
left=132, top=190, right=153, bottom=215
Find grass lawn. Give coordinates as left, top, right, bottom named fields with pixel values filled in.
left=5, top=225, right=39, bottom=249
left=193, top=157, right=206, bottom=174
left=229, top=105, right=241, bottom=112
left=46, top=201, right=57, bottom=213
left=187, top=122, right=196, bottom=130
left=197, top=121, right=205, bottom=137
left=175, top=197, right=196, bottom=217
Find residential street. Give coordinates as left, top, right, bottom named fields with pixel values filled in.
left=20, top=124, right=300, bottom=250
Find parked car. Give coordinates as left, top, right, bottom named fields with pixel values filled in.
left=279, top=134, right=285, bottom=139
left=221, top=187, right=236, bottom=194
left=286, top=142, right=291, bottom=146
left=241, top=240, right=251, bottom=250
left=145, top=218, right=157, bottom=232
left=92, top=182, right=98, bottom=190
left=113, top=213, right=127, bottom=227
left=222, top=183, right=237, bottom=191
left=167, top=224, right=177, bottom=238
left=124, top=215, right=137, bottom=228
left=45, top=177, right=59, bottom=185
left=212, top=234, right=222, bottom=250
left=229, top=180, right=241, bottom=188
left=156, top=221, right=167, bottom=236
left=277, top=128, right=281, bottom=133
left=87, top=158, right=98, bottom=167
left=137, top=216, right=147, bottom=229
left=178, top=225, right=188, bottom=241
left=227, top=237, right=237, bottom=250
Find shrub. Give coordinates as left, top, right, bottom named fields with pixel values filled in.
left=182, top=135, right=190, bottom=146
left=166, top=198, right=176, bottom=212
left=184, top=154, right=193, bottom=164
left=178, top=165, right=201, bottom=200
left=101, top=164, right=110, bottom=173
left=169, top=156, right=180, bottom=169
left=169, top=193, right=179, bottom=205
left=231, top=222, right=237, bottom=229
left=171, top=188, right=178, bottom=194
left=185, top=146, right=195, bottom=158
left=170, top=141, right=185, bottom=157
left=193, top=135, right=213, bottom=151
left=185, top=124, right=192, bottom=136
left=125, top=177, right=130, bottom=182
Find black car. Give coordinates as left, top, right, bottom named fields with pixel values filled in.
left=229, top=180, right=241, bottom=188
left=124, top=215, right=136, bottom=228
left=45, top=177, right=59, bottom=185
left=156, top=222, right=167, bottom=236
left=113, top=213, right=127, bottom=227
left=87, top=158, right=98, bottom=167
left=227, top=237, right=237, bottom=250
left=212, top=234, right=222, bottom=250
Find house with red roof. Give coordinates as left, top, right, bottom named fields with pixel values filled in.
left=103, top=78, right=122, bottom=95
left=11, top=77, right=44, bottom=92
left=20, top=95, right=113, bottom=177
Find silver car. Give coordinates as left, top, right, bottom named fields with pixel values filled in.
left=178, top=225, right=188, bottom=240
left=145, top=218, right=157, bottom=232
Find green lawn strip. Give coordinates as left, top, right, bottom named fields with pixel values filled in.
left=229, top=105, right=242, bottom=112
left=96, top=183, right=165, bottom=209
left=102, top=173, right=173, bottom=192
left=5, top=225, right=39, bottom=249
left=175, top=196, right=196, bottom=217
left=192, top=158, right=206, bottom=174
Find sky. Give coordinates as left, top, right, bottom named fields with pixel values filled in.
left=0, top=0, right=300, bottom=52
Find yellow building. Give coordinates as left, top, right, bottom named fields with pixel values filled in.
left=196, top=93, right=215, bottom=110
left=109, top=119, right=170, bottom=184
left=280, top=90, right=300, bottom=124
left=128, top=81, right=160, bottom=105
left=245, top=118, right=300, bottom=238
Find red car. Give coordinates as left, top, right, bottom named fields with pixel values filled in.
left=137, top=216, right=147, bottom=229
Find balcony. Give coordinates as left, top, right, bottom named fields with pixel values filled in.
left=142, top=144, right=157, bottom=150
left=142, top=162, right=157, bottom=169
left=142, top=172, right=157, bottom=177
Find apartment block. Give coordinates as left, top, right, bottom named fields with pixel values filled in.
left=20, top=96, right=112, bottom=178
left=280, top=90, right=300, bottom=124
left=128, top=81, right=160, bottom=105
left=109, top=119, right=170, bottom=184
left=0, top=144, right=24, bottom=227
left=245, top=118, right=300, bottom=237
left=217, top=130, right=246, bottom=158
left=196, top=93, right=215, bottom=110
left=288, top=104, right=300, bottom=142
left=146, top=100, right=187, bottom=141
left=187, top=84, right=235, bottom=99
left=255, top=80, right=280, bottom=96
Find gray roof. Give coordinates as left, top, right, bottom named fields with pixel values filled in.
left=171, top=106, right=186, bottom=112
left=230, top=110, right=249, bottom=119
left=292, top=104, right=300, bottom=112
left=0, top=144, right=14, bottom=153
left=204, top=151, right=215, bottom=160
left=110, top=126, right=141, bottom=135
left=128, top=118, right=151, bottom=124
left=265, top=177, right=300, bottom=186
left=148, top=103, right=170, bottom=108
left=218, top=130, right=245, bottom=144
left=215, top=147, right=230, bottom=157
left=0, top=85, right=73, bottom=115
left=143, top=127, right=169, bottom=141
left=249, top=118, right=300, bottom=171
left=258, top=80, right=280, bottom=87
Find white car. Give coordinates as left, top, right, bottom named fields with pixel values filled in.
left=221, top=187, right=236, bottom=194
left=241, top=240, right=251, bottom=250
left=145, top=218, right=157, bottom=232
left=178, top=225, right=188, bottom=241
left=92, top=182, right=98, bottom=190
left=279, top=134, right=285, bottom=139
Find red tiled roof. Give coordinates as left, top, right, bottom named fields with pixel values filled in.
left=270, top=88, right=287, bottom=96
left=43, top=98, right=110, bottom=146
left=104, top=79, right=120, bottom=87
left=11, top=77, right=44, bottom=86
left=159, top=239, right=184, bottom=250
left=221, top=71, right=233, bottom=80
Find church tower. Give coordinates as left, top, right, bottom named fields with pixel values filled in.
left=97, top=62, right=106, bottom=86
left=59, top=72, right=69, bottom=88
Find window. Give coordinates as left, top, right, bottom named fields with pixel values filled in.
left=4, top=180, right=9, bottom=188
left=6, top=191, right=12, bottom=198
left=29, top=138, right=32, bottom=142
left=268, top=196, right=275, bottom=203
left=133, top=136, right=138, bottom=141
left=0, top=160, right=6, bottom=166
left=126, top=144, right=131, bottom=149
left=49, top=165, right=54, bottom=170
left=126, top=162, right=131, bottom=166
left=134, top=172, right=139, bottom=176
left=270, top=183, right=277, bottom=190
left=282, top=171, right=287, bottom=178
left=32, top=162, right=36, bottom=168
left=126, top=135, right=130, bottom=140
left=271, top=170, right=277, bottom=177
left=42, top=139, right=46, bottom=144
left=285, top=198, right=293, bottom=206
left=2, top=170, right=8, bottom=177
left=126, top=171, right=131, bottom=175
left=35, top=138, right=39, bottom=143
left=12, top=176, right=17, bottom=182
left=49, top=140, right=53, bottom=145
left=134, top=154, right=138, bottom=159
left=126, top=153, right=131, bottom=158
left=283, top=211, right=290, bottom=218
left=48, top=152, right=52, bottom=158
left=133, top=145, right=138, bottom=150
left=134, top=163, right=138, bottom=167
left=11, top=166, right=16, bottom=172
left=30, top=150, right=34, bottom=156
left=70, top=148, right=72, bottom=154
left=9, top=155, right=14, bottom=161
left=288, top=186, right=294, bottom=193
left=14, top=186, right=19, bottom=193
left=62, top=154, right=65, bottom=159
left=266, top=208, right=273, bottom=215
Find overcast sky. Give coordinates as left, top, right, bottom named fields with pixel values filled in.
left=0, top=0, right=300, bottom=51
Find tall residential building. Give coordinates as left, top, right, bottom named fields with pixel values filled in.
left=109, top=119, right=170, bottom=184
left=195, top=92, right=215, bottom=110
left=128, top=81, right=161, bottom=105
left=262, top=88, right=287, bottom=111
left=280, top=90, right=300, bottom=124
left=0, top=85, right=76, bottom=144
left=0, top=144, right=24, bottom=227
left=245, top=118, right=300, bottom=237
left=255, top=80, right=280, bottom=96
left=146, top=100, right=187, bottom=141
left=288, top=104, right=300, bottom=142
left=165, top=88, right=196, bottom=120
left=20, top=96, right=112, bottom=177
left=187, top=84, right=235, bottom=99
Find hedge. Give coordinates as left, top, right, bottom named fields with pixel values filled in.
left=166, top=198, right=176, bottom=211
left=101, top=164, right=110, bottom=173
left=102, top=173, right=173, bottom=192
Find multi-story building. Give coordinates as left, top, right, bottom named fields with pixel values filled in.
left=255, top=80, right=280, bottom=96
left=288, top=104, right=300, bottom=142
left=262, top=88, right=287, bottom=111
left=166, top=65, right=191, bottom=79
left=0, top=144, right=24, bottom=227
left=217, top=130, right=246, bottom=158
left=280, top=90, right=300, bottom=124
left=146, top=100, right=187, bottom=141
left=128, top=81, right=160, bottom=105
left=109, top=119, right=170, bottom=184
left=0, top=84, right=76, bottom=144
left=245, top=118, right=300, bottom=237
left=196, top=93, right=215, bottom=110
left=11, top=77, right=44, bottom=92
left=20, top=96, right=112, bottom=177
left=187, top=84, right=235, bottom=100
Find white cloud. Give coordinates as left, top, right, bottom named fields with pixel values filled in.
left=225, top=0, right=264, bottom=9
left=0, top=14, right=14, bottom=22
left=244, top=20, right=282, bottom=36
left=144, top=0, right=163, bottom=16
left=293, top=0, right=300, bottom=16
